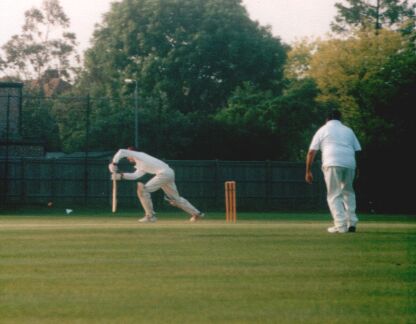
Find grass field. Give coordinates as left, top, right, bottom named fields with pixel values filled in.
left=0, top=210, right=415, bottom=323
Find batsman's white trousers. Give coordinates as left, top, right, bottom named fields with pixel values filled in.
left=137, top=168, right=200, bottom=217
left=322, top=166, right=359, bottom=228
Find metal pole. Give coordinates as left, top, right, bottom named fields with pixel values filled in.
left=134, top=81, right=138, bottom=148
left=84, top=95, right=90, bottom=204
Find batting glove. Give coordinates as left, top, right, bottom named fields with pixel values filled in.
left=108, top=163, right=118, bottom=173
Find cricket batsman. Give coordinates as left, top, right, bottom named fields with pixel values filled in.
left=108, top=147, right=204, bottom=223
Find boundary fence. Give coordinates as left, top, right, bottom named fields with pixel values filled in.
left=0, top=158, right=326, bottom=211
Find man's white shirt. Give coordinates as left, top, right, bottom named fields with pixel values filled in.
left=309, top=120, right=361, bottom=169
left=112, top=149, right=171, bottom=180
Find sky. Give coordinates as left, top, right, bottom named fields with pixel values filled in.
left=0, top=0, right=337, bottom=55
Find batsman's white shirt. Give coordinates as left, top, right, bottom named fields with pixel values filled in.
left=309, top=120, right=361, bottom=169
left=112, top=149, right=171, bottom=180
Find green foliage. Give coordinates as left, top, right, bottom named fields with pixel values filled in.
left=284, top=38, right=317, bottom=81
left=1, top=0, right=80, bottom=84
left=309, top=29, right=407, bottom=147
left=332, top=0, right=416, bottom=34
left=21, top=98, right=61, bottom=150
left=214, top=80, right=320, bottom=160
left=213, top=83, right=279, bottom=160
left=51, top=96, right=90, bottom=153
left=81, top=0, right=286, bottom=114
left=123, top=97, right=194, bottom=158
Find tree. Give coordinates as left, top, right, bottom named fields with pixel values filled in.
left=80, top=0, right=286, bottom=114
left=284, top=38, right=318, bottom=81
left=1, top=0, right=80, bottom=85
left=331, top=0, right=416, bottom=34
left=75, top=0, right=287, bottom=156
left=308, top=29, right=405, bottom=146
left=214, top=80, right=320, bottom=161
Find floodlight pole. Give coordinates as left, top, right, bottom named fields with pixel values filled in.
left=125, top=78, right=139, bottom=148
left=133, top=80, right=138, bottom=148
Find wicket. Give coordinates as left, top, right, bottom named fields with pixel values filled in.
left=225, top=181, right=237, bottom=223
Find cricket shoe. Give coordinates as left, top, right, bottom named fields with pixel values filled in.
left=348, top=226, right=356, bottom=233
left=139, top=215, right=157, bottom=223
left=190, top=212, right=205, bottom=222
left=327, top=226, right=348, bottom=234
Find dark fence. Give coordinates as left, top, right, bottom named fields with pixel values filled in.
left=0, top=89, right=132, bottom=160
left=0, top=158, right=326, bottom=211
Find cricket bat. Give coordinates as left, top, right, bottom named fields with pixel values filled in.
left=112, top=178, right=117, bottom=213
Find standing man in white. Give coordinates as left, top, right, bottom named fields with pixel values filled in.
left=305, top=110, right=361, bottom=233
left=109, top=147, right=204, bottom=223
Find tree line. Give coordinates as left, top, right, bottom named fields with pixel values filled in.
left=1, top=0, right=415, bottom=212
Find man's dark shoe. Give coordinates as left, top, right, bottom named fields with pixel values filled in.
left=348, top=226, right=356, bottom=233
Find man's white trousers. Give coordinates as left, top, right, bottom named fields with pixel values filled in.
left=137, top=168, right=200, bottom=217
left=322, top=166, right=359, bottom=228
